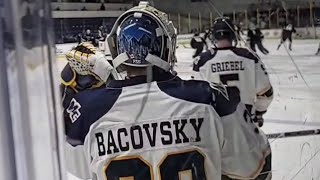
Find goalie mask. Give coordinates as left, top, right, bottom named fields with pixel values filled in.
left=107, top=1, right=177, bottom=72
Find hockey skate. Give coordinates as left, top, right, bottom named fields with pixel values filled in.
left=289, top=43, right=292, bottom=51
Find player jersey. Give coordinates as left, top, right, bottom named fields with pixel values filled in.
left=190, top=36, right=206, bottom=49
left=282, top=24, right=296, bottom=35
left=64, top=73, right=270, bottom=180
left=193, top=48, right=273, bottom=113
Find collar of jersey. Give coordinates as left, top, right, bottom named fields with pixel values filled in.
left=107, top=73, right=178, bottom=88
left=213, top=47, right=236, bottom=51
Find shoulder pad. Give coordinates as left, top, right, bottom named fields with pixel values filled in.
left=231, top=48, right=259, bottom=63
left=211, top=85, right=241, bottom=117
left=65, top=88, right=122, bottom=146
left=193, top=49, right=217, bottom=71
left=209, top=82, right=229, bottom=101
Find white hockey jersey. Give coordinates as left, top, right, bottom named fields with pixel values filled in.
left=64, top=73, right=271, bottom=180
left=193, top=48, right=273, bottom=114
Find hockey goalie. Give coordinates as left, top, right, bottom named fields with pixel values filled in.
left=62, top=2, right=272, bottom=180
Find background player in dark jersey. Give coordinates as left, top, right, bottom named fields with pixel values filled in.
left=277, top=22, right=296, bottom=51
left=247, top=27, right=269, bottom=55
left=82, top=29, right=98, bottom=46
left=234, top=22, right=245, bottom=47
left=204, top=28, right=212, bottom=42
left=316, top=42, right=320, bottom=55
left=98, top=25, right=107, bottom=41
left=190, top=32, right=208, bottom=58
left=255, top=28, right=269, bottom=55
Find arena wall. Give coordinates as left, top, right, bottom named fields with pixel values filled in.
left=177, top=27, right=320, bottom=45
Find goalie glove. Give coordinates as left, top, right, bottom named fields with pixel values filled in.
left=61, top=42, right=118, bottom=106
left=65, top=42, right=115, bottom=82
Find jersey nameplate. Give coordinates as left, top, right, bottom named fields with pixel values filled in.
left=94, top=117, right=204, bottom=156
left=211, top=61, right=244, bottom=73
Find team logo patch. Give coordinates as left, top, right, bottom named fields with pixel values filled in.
left=67, top=98, right=82, bottom=123
left=193, top=56, right=201, bottom=65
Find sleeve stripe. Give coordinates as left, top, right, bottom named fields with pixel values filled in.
left=257, top=86, right=273, bottom=97
left=61, top=68, right=77, bottom=86
left=222, top=149, right=271, bottom=179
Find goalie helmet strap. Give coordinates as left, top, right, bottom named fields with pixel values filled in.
left=113, top=52, right=170, bottom=71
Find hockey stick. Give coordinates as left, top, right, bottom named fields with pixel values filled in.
left=267, top=129, right=320, bottom=139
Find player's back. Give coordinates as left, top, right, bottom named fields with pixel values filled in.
left=65, top=74, right=269, bottom=180
left=193, top=47, right=258, bottom=107
left=65, top=74, right=268, bottom=180
left=66, top=75, right=232, bottom=179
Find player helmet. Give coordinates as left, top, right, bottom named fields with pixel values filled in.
left=211, top=17, right=236, bottom=45
left=107, top=1, right=177, bottom=72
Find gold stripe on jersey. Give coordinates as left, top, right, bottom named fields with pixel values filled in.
left=60, top=68, right=76, bottom=86
left=119, top=177, right=134, bottom=180
left=178, top=169, right=192, bottom=180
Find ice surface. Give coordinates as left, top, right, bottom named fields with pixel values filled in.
left=57, top=39, right=320, bottom=180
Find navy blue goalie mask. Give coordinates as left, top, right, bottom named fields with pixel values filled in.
left=117, top=15, right=165, bottom=67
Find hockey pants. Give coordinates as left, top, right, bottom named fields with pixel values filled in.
left=250, top=41, right=256, bottom=52
left=250, top=41, right=269, bottom=55
left=277, top=36, right=292, bottom=50
left=257, top=41, right=269, bottom=55
left=193, top=46, right=204, bottom=58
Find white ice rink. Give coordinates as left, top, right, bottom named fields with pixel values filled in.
left=57, top=39, right=320, bottom=180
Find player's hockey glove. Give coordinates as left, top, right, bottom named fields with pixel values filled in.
left=61, top=42, right=116, bottom=105
left=253, top=110, right=266, bottom=127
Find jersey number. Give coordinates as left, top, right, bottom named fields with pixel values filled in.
left=104, top=150, right=206, bottom=180
left=219, top=74, right=240, bottom=90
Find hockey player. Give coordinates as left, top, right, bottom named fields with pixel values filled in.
left=277, top=21, right=296, bottom=51
left=247, top=27, right=269, bottom=55
left=315, top=42, right=320, bottom=55
left=190, top=32, right=208, bottom=58
left=234, top=22, right=245, bottom=47
left=193, top=17, right=274, bottom=128
left=82, top=29, right=97, bottom=46
left=98, top=25, right=107, bottom=41
left=204, top=28, right=212, bottom=41
left=254, top=28, right=269, bottom=55
left=64, top=3, right=271, bottom=180
left=76, top=32, right=83, bottom=44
